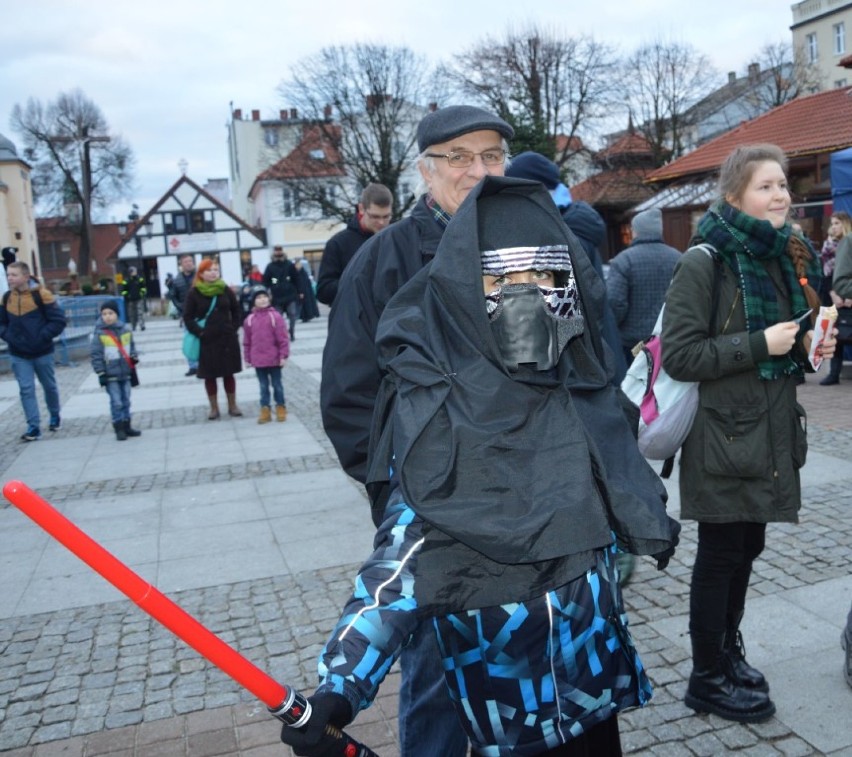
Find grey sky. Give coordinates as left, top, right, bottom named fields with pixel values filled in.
left=1, top=1, right=793, bottom=222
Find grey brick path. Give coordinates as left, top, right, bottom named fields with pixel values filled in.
left=0, top=316, right=850, bottom=756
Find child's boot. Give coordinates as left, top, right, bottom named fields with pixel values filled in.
left=276, top=404, right=287, bottom=422
left=124, top=419, right=142, bottom=437
left=258, top=406, right=272, bottom=424
left=113, top=421, right=127, bottom=441
left=227, top=393, right=243, bottom=417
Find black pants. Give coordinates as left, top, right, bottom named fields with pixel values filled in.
left=690, top=521, right=766, bottom=636
left=471, top=716, right=621, bottom=756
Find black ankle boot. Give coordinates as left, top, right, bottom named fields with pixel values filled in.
left=684, top=632, right=775, bottom=723
left=123, top=420, right=141, bottom=438
left=724, top=613, right=768, bottom=692
left=113, top=421, right=127, bottom=441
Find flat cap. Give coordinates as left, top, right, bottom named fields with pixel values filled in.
left=417, top=105, right=514, bottom=153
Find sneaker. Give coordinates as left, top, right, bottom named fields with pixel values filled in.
left=49, top=417, right=61, bottom=431
left=21, top=428, right=41, bottom=442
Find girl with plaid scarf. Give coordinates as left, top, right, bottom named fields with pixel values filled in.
left=661, top=144, right=838, bottom=724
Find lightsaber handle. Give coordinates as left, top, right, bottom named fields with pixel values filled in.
left=3, top=480, right=379, bottom=757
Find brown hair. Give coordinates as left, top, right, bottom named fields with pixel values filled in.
left=360, top=182, right=393, bottom=208
left=718, top=144, right=788, bottom=204
left=720, top=144, right=819, bottom=316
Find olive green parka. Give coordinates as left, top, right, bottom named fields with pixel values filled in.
left=661, top=246, right=809, bottom=524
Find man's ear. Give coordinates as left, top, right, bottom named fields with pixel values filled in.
left=357, top=203, right=365, bottom=216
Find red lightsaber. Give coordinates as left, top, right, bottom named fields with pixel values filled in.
left=3, top=480, right=377, bottom=757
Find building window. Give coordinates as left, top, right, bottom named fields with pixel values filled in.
left=320, top=185, right=337, bottom=217
left=43, top=241, right=71, bottom=269
left=264, top=128, right=278, bottom=147
left=834, top=22, right=846, bottom=55
left=836, top=78, right=848, bottom=88
left=165, top=210, right=214, bottom=234
left=283, top=187, right=301, bottom=218
left=807, top=32, right=818, bottom=63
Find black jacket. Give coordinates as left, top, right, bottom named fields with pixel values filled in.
left=561, top=201, right=627, bottom=383
left=262, top=259, right=298, bottom=309
left=316, top=216, right=373, bottom=306
left=320, top=196, right=444, bottom=483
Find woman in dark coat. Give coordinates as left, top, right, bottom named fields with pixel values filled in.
left=294, top=259, right=320, bottom=322
left=661, top=144, right=836, bottom=724
left=183, top=259, right=243, bottom=419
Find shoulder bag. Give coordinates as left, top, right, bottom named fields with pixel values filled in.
left=182, top=296, right=217, bottom=362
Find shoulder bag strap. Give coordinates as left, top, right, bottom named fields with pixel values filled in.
left=107, top=332, right=135, bottom=371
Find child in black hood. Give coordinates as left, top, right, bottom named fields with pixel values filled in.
left=281, top=177, right=679, bottom=756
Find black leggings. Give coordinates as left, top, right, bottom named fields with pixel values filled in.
left=690, top=521, right=766, bottom=636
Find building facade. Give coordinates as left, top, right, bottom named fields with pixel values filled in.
left=791, top=0, right=852, bottom=89
left=0, top=133, right=39, bottom=278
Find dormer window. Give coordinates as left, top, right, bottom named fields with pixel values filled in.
left=309, top=149, right=325, bottom=160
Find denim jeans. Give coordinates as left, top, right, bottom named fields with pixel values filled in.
left=104, top=379, right=132, bottom=423
left=284, top=301, right=299, bottom=339
left=11, top=353, right=60, bottom=432
left=255, top=366, right=284, bottom=407
left=398, top=620, right=469, bottom=757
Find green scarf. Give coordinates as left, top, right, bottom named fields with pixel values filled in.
left=697, top=200, right=809, bottom=380
left=194, top=279, right=227, bottom=297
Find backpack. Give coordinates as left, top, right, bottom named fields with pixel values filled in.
left=621, top=244, right=722, bottom=477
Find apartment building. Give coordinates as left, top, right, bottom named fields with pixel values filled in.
left=791, top=0, right=852, bottom=88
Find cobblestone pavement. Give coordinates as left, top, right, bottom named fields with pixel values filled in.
left=0, top=318, right=850, bottom=756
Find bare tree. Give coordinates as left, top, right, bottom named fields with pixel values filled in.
left=744, top=41, right=824, bottom=112
left=10, top=89, right=135, bottom=276
left=623, top=38, right=720, bottom=166
left=275, top=44, right=442, bottom=223
left=443, top=26, right=621, bottom=181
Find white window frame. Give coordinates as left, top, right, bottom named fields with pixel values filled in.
left=807, top=32, right=818, bottom=62
left=834, top=22, right=846, bottom=55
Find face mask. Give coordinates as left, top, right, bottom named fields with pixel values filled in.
left=487, top=284, right=563, bottom=371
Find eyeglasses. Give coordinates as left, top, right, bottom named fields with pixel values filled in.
left=425, top=149, right=507, bottom=168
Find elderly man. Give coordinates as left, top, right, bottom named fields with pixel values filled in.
left=316, top=182, right=394, bottom=306
left=318, top=105, right=513, bottom=757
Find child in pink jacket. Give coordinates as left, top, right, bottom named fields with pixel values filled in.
left=242, top=287, right=290, bottom=423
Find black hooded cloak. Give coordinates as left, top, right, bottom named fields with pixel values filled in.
left=368, top=176, right=677, bottom=614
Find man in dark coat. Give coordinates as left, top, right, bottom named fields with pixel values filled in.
left=607, top=207, right=682, bottom=365
left=320, top=104, right=515, bottom=757
left=120, top=266, right=147, bottom=331
left=262, top=247, right=299, bottom=340
left=170, top=255, right=198, bottom=375
left=506, top=151, right=628, bottom=383
left=316, top=183, right=393, bottom=306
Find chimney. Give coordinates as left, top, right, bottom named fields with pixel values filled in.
left=280, top=110, right=288, bottom=121
left=748, top=63, right=760, bottom=82
left=728, top=72, right=736, bottom=85
left=252, top=109, right=260, bottom=121
left=233, top=108, right=242, bottom=120
left=290, top=108, right=298, bottom=119
left=324, top=104, right=332, bottom=119
left=429, top=102, right=438, bottom=112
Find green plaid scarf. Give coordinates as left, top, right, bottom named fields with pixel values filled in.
left=697, top=201, right=809, bottom=380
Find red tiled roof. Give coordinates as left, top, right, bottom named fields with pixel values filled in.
left=256, top=124, right=345, bottom=182
left=571, top=166, right=657, bottom=207
left=646, top=88, right=852, bottom=183
left=598, top=130, right=655, bottom=160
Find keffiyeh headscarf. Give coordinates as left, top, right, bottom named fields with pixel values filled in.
left=481, top=244, right=582, bottom=321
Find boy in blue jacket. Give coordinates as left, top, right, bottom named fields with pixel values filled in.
left=91, top=300, right=141, bottom=441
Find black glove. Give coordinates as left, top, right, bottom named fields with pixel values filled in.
left=653, top=517, right=681, bottom=571
left=98, top=374, right=108, bottom=387
left=279, top=692, right=353, bottom=757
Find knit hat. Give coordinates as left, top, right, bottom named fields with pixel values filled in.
left=417, top=105, right=514, bottom=152
left=250, top=286, right=270, bottom=306
left=100, top=299, right=120, bottom=315
left=505, top=152, right=573, bottom=208
left=631, top=208, right=663, bottom=240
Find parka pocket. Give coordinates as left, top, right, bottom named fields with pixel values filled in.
left=791, top=401, right=808, bottom=469
left=704, top=404, right=769, bottom=478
